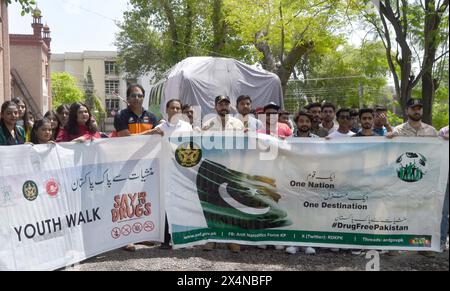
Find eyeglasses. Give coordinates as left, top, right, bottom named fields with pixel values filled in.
left=129, top=93, right=144, bottom=99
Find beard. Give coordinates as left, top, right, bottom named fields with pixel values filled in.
left=299, top=126, right=311, bottom=132
left=239, top=109, right=250, bottom=116
left=219, top=110, right=230, bottom=117
left=408, top=113, right=422, bottom=122
left=362, top=123, right=372, bottom=130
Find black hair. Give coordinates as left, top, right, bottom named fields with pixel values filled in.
left=350, top=109, right=359, bottom=117
left=294, top=110, right=313, bottom=123
left=1, top=101, right=18, bottom=118
left=56, top=104, right=70, bottom=115
left=305, top=102, right=322, bottom=111
left=321, top=102, right=336, bottom=112
left=166, top=99, right=182, bottom=109
left=30, top=118, right=53, bottom=144
left=374, top=105, right=388, bottom=112
left=65, top=102, right=97, bottom=136
left=182, top=104, right=192, bottom=111
left=236, top=95, right=252, bottom=106
left=12, top=97, right=31, bottom=133
left=44, top=110, right=61, bottom=140
left=336, top=108, right=352, bottom=119
left=126, top=83, right=145, bottom=99
left=359, top=108, right=374, bottom=119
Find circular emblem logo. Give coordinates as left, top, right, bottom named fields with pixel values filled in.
left=45, top=179, right=59, bottom=197
left=175, top=142, right=202, bottom=168
left=396, top=152, right=427, bottom=182
left=23, top=181, right=39, bottom=201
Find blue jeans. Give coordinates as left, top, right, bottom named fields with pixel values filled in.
left=440, top=180, right=449, bottom=250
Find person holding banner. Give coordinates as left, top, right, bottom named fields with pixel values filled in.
left=386, top=99, right=438, bottom=257
left=202, top=95, right=244, bottom=252
left=387, top=99, right=438, bottom=138
left=236, top=95, right=263, bottom=132
left=114, top=84, right=161, bottom=137
left=353, top=108, right=378, bottom=137
left=321, top=102, right=339, bottom=135
left=202, top=95, right=245, bottom=132
left=0, top=101, right=25, bottom=146
left=257, top=102, right=293, bottom=139
left=292, top=110, right=319, bottom=138
left=56, top=102, right=101, bottom=143
left=373, top=105, right=393, bottom=136
left=156, top=99, right=193, bottom=250
left=439, top=125, right=449, bottom=252
left=305, top=103, right=329, bottom=137
left=30, top=118, right=54, bottom=144
left=285, top=110, right=318, bottom=255
left=327, top=108, right=355, bottom=138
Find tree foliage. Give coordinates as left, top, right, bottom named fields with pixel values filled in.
left=284, top=40, right=390, bottom=111
left=116, top=0, right=247, bottom=80
left=51, top=72, right=84, bottom=109
left=351, top=0, right=449, bottom=123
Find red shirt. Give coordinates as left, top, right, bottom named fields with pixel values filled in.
left=257, top=122, right=293, bottom=138
left=56, top=124, right=101, bottom=142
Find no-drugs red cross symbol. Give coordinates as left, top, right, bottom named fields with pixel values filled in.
left=132, top=222, right=143, bottom=234
left=121, top=225, right=132, bottom=236
left=111, top=227, right=121, bottom=239
left=144, top=221, right=154, bottom=232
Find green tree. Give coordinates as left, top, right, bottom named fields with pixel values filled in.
left=353, top=0, right=449, bottom=123
left=115, top=0, right=247, bottom=80
left=286, top=40, right=390, bottom=110
left=51, top=72, right=84, bottom=109
left=225, top=0, right=347, bottom=96
left=84, top=67, right=95, bottom=111
left=5, top=0, right=36, bottom=15
left=82, top=67, right=106, bottom=130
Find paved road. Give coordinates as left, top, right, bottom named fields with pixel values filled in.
left=65, top=244, right=449, bottom=271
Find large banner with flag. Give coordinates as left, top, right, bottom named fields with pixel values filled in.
left=0, top=136, right=164, bottom=271
left=165, top=134, right=449, bottom=252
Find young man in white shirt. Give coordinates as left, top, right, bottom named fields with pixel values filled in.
left=327, top=108, right=355, bottom=138
left=156, top=99, right=193, bottom=138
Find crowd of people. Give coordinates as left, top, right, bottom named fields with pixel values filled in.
left=1, top=84, right=448, bottom=257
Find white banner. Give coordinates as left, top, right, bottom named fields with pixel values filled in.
left=0, top=136, right=164, bottom=271
left=165, top=135, right=449, bottom=252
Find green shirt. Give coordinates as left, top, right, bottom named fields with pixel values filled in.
left=0, top=123, right=26, bottom=145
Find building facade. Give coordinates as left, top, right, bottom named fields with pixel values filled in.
left=9, top=7, right=52, bottom=117
left=51, top=51, right=156, bottom=131
left=0, top=0, right=11, bottom=104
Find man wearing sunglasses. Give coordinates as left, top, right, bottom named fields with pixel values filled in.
left=114, top=84, right=161, bottom=137
left=327, top=108, right=355, bottom=138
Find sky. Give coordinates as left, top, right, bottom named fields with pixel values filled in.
left=8, top=0, right=130, bottom=54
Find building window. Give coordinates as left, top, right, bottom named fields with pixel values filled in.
left=106, top=98, right=120, bottom=117
left=105, top=61, right=117, bottom=75
left=105, top=80, right=119, bottom=95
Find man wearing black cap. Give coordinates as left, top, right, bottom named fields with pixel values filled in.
left=257, top=102, right=293, bottom=139
left=202, top=95, right=244, bottom=131
left=388, top=99, right=437, bottom=137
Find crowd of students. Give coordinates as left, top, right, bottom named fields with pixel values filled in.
left=1, top=85, right=448, bottom=257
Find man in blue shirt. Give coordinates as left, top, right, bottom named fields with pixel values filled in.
left=373, top=105, right=393, bottom=136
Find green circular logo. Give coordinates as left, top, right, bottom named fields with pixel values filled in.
left=396, top=153, right=427, bottom=182
left=23, top=180, right=39, bottom=201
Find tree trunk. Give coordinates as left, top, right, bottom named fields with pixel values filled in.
left=421, top=0, right=443, bottom=125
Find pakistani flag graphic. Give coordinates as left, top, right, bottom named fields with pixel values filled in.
left=196, top=159, right=292, bottom=230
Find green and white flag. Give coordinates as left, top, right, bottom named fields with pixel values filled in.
left=165, top=135, right=449, bottom=251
